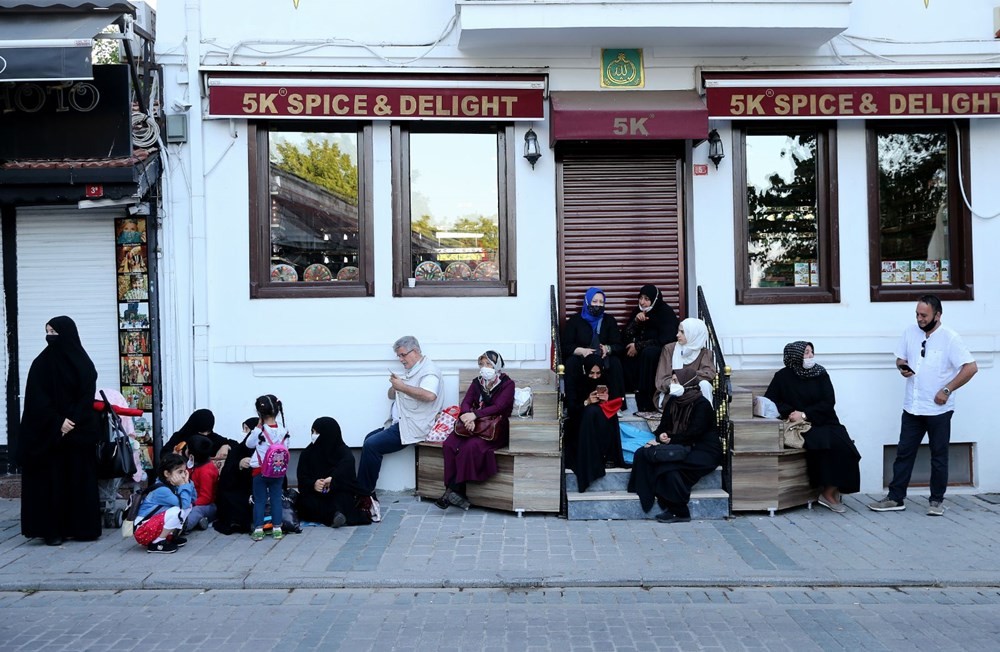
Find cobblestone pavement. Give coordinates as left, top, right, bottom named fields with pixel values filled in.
left=3, top=493, right=1000, bottom=592
left=2, top=587, right=999, bottom=651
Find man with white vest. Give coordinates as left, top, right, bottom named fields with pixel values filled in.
left=358, top=335, right=443, bottom=521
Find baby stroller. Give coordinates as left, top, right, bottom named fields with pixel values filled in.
left=94, top=389, right=144, bottom=528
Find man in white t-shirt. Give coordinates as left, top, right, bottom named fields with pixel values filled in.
left=869, top=295, right=977, bottom=516
left=357, top=335, right=444, bottom=520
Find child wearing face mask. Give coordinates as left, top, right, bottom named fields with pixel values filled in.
left=435, top=351, right=516, bottom=511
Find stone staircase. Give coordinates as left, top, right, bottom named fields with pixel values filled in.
left=728, top=370, right=815, bottom=515
left=564, top=407, right=729, bottom=520
left=414, top=368, right=562, bottom=515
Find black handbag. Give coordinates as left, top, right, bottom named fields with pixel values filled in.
left=96, top=391, right=138, bottom=480
left=651, top=443, right=690, bottom=463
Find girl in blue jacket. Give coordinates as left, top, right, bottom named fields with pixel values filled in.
left=133, top=453, right=196, bottom=553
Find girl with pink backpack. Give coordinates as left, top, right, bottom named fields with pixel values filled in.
left=246, top=394, right=291, bottom=541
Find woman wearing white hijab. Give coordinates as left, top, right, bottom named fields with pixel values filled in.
left=652, top=318, right=717, bottom=411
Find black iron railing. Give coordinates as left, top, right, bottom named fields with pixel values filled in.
left=697, top=285, right=734, bottom=518
left=550, top=285, right=569, bottom=516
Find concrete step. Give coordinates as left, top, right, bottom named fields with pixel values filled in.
left=564, top=467, right=723, bottom=493
left=731, top=417, right=783, bottom=452
left=566, top=489, right=729, bottom=520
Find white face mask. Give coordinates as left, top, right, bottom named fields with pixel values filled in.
left=669, top=383, right=684, bottom=397
left=186, top=458, right=195, bottom=469
left=480, top=366, right=498, bottom=382
left=310, top=432, right=320, bottom=444
left=802, top=358, right=817, bottom=369
left=639, top=305, right=653, bottom=313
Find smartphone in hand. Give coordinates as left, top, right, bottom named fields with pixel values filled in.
left=596, top=384, right=608, bottom=393
left=898, top=364, right=914, bottom=374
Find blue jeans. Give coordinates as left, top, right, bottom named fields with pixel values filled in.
left=252, top=475, right=284, bottom=529
left=888, top=410, right=953, bottom=503
left=357, top=423, right=405, bottom=496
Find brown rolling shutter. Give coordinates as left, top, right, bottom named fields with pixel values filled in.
left=557, top=149, right=685, bottom=327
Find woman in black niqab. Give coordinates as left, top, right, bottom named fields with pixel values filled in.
left=296, top=417, right=371, bottom=527
left=18, top=316, right=101, bottom=545
left=161, top=408, right=230, bottom=458
left=213, top=417, right=257, bottom=534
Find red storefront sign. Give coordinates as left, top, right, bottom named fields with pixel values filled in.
left=705, top=75, right=1000, bottom=119
left=206, top=76, right=546, bottom=120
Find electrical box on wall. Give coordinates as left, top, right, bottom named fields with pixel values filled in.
left=165, top=113, right=188, bottom=143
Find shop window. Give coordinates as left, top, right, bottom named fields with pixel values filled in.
left=734, top=123, right=840, bottom=304
left=867, top=121, right=973, bottom=302
left=249, top=123, right=374, bottom=298
left=391, top=124, right=516, bottom=297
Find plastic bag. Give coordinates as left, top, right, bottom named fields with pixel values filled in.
left=513, top=387, right=533, bottom=418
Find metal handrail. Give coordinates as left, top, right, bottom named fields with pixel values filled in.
left=550, top=284, right=568, bottom=517
left=697, top=285, right=734, bottom=518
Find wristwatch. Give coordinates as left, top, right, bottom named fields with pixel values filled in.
left=942, top=387, right=952, bottom=396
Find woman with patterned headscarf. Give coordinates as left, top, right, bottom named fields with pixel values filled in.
left=622, top=284, right=679, bottom=416
left=764, top=341, right=861, bottom=513
left=436, top=351, right=515, bottom=510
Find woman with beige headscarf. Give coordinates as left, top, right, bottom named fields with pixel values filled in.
left=652, top=317, right=717, bottom=411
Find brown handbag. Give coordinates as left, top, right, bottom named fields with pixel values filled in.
left=454, top=414, right=501, bottom=441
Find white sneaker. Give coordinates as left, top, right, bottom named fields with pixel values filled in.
left=370, top=497, right=382, bottom=523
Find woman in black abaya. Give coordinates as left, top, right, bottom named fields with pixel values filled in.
left=565, top=354, right=625, bottom=493
left=621, top=284, right=679, bottom=415
left=297, top=417, right=371, bottom=527
left=18, top=316, right=101, bottom=545
left=161, top=408, right=231, bottom=459
left=213, top=418, right=257, bottom=534
left=764, top=341, right=861, bottom=513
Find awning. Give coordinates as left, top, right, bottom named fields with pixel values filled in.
left=550, top=91, right=709, bottom=143
left=704, top=71, right=1000, bottom=119
left=0, top=1, right=134, bottom=83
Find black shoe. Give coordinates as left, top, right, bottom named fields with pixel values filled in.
left=434, top=493, right=450, bottom=510
left=169, top=534, right=188, bottom=547
left=332, top=512, right=347, bottom=528
left=445, top=489, right=471, bottom=511
left=44, top=537, right=64, bottom=547
left=656, top=511, right=691, bottom=524
left=147, top=540, right=178, bottom=554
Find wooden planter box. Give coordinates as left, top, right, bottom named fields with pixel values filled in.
left=731, top=449, right=815, bottom=514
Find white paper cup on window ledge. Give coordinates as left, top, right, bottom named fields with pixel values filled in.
left=407, top=277, right=416, bottom=288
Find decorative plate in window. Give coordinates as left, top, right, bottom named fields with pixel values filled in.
left=414, top=261, right=444, bottom=281
left=336, top=265, right=360, bottom=281
left=472, top=260, right=500, bottom=280
left=444, top=262, right=472, bottom=280
left=270, top=264, right=298, bottom=282
left=303, top=263, right=333, bottom=282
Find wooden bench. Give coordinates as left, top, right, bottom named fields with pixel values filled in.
left=414, top=368, right=562, bottom=516
left=728, top=370, right=815, bottom=516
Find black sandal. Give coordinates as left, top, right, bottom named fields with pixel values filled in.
left=434, top=493, right=450, bottom=510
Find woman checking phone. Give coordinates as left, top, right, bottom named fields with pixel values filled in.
left=565, top=354, right=625, bottom=493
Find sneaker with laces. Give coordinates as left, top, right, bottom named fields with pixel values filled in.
left=868, top=497, right=905, bottom=512
left=445, top=489, right=471, bottom=511
left=369, top=497, right=382, bottom=523
left=272, top=527, right=284, bottom=540
left=147, top=540, right=178, bottom=554
left=927, top=500, right=945, bottom=516
left=168, top=534, right=188, bottom=547
left=251, top=528, right=265, bottom=541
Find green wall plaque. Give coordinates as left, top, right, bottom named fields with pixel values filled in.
left=601, top=49, right=645, bottom=88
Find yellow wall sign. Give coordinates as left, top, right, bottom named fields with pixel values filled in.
left=601, top=49, right=644, bottom=89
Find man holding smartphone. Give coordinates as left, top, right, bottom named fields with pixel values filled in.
left=869, top=295, right=977, bottom=515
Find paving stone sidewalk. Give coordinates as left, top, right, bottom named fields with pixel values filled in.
left=2, top=492, right=999, bottom=592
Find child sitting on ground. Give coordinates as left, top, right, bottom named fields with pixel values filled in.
left=246, top=394, right=291, bottom=542
left=133, top=453, right=196, bottom=554
left=183, top=434, right=219, bottom=533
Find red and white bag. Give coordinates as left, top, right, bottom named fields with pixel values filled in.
left=427, top=406, right=460, bottom=442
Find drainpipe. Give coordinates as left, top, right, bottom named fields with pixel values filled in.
left=185, top=0, right=211, bottom=408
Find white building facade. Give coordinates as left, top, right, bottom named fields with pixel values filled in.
left=153, top=0, right=999, bottom=493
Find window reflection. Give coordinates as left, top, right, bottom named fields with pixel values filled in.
left=408, top=133, right=501, bottom=282
left=877, top=130, right=950, bottom=285
left=745, top=133, right=820, bottom=288
left=268, top=132, right=360, bottom=282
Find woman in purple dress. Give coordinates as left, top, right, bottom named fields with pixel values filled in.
left=436, top=351, right=515, bottom=510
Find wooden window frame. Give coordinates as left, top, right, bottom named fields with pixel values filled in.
left=733, top=121, right=840, bottom=305
left=866, top=120, right=973, bottom=302
left=391, top=123, right=517, bottom=298
left=248, top=122, right=375, bottom=299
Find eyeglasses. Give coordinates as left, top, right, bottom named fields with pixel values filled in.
left=396, top=350, right=412, bottom=359
left=921, top=340, right=926, bottom=358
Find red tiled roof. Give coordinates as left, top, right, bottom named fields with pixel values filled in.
left=0, top=147, right=156, bottom=171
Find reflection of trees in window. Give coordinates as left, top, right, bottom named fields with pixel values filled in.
left=746, top=133, right=819, bottom=287
left=877, top=131, right=948, bottom=261
left=268, top=135, right=360, bottom=280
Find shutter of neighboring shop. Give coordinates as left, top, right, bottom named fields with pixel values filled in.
left=558, top=150, right=685, bottom=327
left=16, top=207, right=120, bottom=407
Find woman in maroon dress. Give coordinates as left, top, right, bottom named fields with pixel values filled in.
left=436, top=351, right=515, bottom=510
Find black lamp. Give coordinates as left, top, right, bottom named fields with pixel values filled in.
left=523, top=128, right=542, bottom=169
left=707, top=129, right=725, bottom=169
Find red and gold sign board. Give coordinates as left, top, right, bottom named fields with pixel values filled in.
left=207, top=76, right=546, bottom=120
left=705, top=76, right=1000, bottom=119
